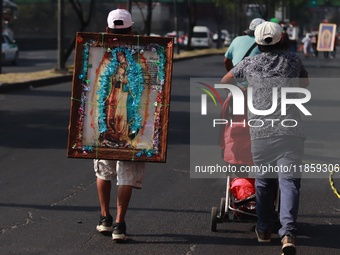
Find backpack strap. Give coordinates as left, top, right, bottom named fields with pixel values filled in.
left=242, top=42, right=257, bottom=60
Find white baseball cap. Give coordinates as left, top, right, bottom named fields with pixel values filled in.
left=107, top=9, right=134, bottom=29
left=249, top=18, right=266, bottom=31
left=255, top=21, right=282, bottom=45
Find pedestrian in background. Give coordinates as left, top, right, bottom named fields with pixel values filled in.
left=330, top=35, right=337, bottom=59
left=311, top=33, right=318, bottom=57
left=221, top=21, right=309, bottom=255
left=302, top=33, right=312, bottom=58
left=223, top=18, right=265, bottom=71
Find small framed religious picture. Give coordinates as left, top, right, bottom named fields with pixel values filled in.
left=317, top=23, right=337, bottom=52
left=67, top=32, right=174, bottom=162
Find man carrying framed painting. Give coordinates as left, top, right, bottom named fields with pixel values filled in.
left=93, top=8, right=146, bottom=243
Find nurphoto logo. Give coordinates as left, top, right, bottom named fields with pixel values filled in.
left=199, top=83, right=312, bottom=128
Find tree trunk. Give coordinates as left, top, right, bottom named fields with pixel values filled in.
left=145, top=0, right=153, bottom=35
left=63, top=0, right=94, bottom=64
left=186, top=0, right=197, bottom=50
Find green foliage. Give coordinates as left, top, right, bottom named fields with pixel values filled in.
left=209, top=0, right=234, bottom=8
left=12, top=2, right=106, bottom=38
left=14, top=4, right=57, bottom=35
left=286, top=0, right=311, bottom=25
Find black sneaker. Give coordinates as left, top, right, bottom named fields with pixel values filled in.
left=96, top=215, right=113, bottom=234
left=112, top=222, right=127, bottom=242
left=255, top=226, right=271, bottom=243
left=281, top=235, right=296, bottom=255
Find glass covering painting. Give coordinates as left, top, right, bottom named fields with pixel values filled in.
left=67, top=32, right=174, bottom=162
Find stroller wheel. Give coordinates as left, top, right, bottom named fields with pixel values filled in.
left=211, top=207, right=218, bottom=232
left=219, top=197, right=226, bottom=221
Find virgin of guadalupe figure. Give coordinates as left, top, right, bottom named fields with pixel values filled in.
left=320, top=29, right=332, bottom=49
left=104, top=52, right=132, bottom=147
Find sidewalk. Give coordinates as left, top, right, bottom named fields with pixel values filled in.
left=0, top=48, right=227, bottom=92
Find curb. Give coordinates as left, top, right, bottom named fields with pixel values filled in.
left=0, top=49, right=226, bottom=93
left=0, top=74, right=73, bottom=92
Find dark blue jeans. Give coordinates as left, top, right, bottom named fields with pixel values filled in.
left=251, top=136, right=304, bottom=238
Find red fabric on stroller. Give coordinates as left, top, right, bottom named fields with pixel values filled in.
left=230, top=178, right=255, bottom=200
left=220, top=92, right=254, bottom=165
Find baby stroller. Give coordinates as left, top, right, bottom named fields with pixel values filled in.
left=211, top=92, right=280, bottom=231
left=211, top=173, right=280, bottom=231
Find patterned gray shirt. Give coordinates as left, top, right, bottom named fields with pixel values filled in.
left=231, top=50, right=308, bottom=140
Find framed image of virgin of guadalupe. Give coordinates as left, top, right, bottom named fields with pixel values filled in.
left=317, top=23, right=337, bottom=52
left=67, top=32, right=174, bottom=162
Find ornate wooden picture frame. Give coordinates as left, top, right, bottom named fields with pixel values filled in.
left=67, top=32, right=174, bottom=162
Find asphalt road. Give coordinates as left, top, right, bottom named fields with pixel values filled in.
left=1, top=50, right=75, bottom=73
left=1, top=54, right=340, bottom=255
